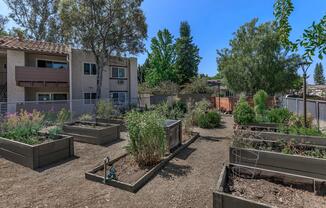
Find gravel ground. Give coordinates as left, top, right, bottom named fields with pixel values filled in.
left=0, top=116, right=233, bottom=208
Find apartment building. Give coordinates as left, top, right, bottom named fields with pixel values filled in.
left=0, top=36, right=138, bottom=113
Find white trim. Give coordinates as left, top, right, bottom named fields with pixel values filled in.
left=36, top=92, right=69, bottom=101
left=82, top=62, right=97, bottom=76
left=111, top=66, right=127, bottom=78
left=83, top=92, right=97, bottom=105
left=35, top=58, right=69, bottom=69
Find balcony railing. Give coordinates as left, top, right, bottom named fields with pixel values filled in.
left=15, top=66, right=69, bottom=87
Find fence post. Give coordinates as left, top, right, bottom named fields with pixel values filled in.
left=316, top=101, right=320, bottom=130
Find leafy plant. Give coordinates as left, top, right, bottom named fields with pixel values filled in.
left=0, top=110, right=45, bottom=145
left=267, top=108, right=292, bottom=124
left=57, top=108, right=70, bottom=126
left=253, top=90, right=268, bottom=122
left=181, top=78, right=213, bottom=94
left=197, top=110, right=221, bottom=129
left=78, top=113, right=93, bottom=122
left=234, top=98, right=255, bottom=125
left=191, top=99, right=211, bottom=125
left=126, top=110, right=166, bottom=166
left=48, top=126, right=63, bottom=140
left=154, top=100, right=187, bottom=120
left=96, top=100, right=119, bottom=120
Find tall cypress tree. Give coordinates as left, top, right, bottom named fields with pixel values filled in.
left=175, top=21, right=201, bottom=85
left=314, top=63, right=325, bottom=85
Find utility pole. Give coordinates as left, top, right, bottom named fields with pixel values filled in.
left=299, top=61, right=311, bottom=128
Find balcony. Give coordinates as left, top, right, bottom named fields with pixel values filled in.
left=15, top=66, right=69, bottom=87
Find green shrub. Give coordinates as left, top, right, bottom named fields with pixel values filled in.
left=197, top=110, right=221, bottom=129
left=154, top=101, right=187, bottom=120
left=126, top=110, right=166, bottom=166
left=78, top=113, right=93, bottom=122
left=253, top=90, right=268, bottom=122
left=48, top=126, right=63, bottom=140
left=267, top=108, right=292, bottom=124
left=96, top=100, right=119, bottom=120
left=234, top=98, right=255, bottom=125
left=181, top=78, right=213, bottom=94
left=288, top=114, right=313, bottom=128
left=57, top=108, right=70, bottom=125
left=0, top=110, right=45, bottom=145
left=279, top=125, right=324, bottom=137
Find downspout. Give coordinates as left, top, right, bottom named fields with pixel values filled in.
left=128, top=59, right=131, bottom=106
left=69, top=47, right=73, bottom=121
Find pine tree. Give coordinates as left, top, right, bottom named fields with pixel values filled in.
left=175, top=21, right=201, bottom=85
left=314, top=63, right=325, bottom=85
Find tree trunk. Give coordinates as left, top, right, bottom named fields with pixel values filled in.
left=96, top=61, right=104, bottom=100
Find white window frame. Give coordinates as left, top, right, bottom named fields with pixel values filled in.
left=111, top=67, right=127, bottom=79
left=36, top=58, right=69, bottom=70
left=83, top=92, right=97, bottom=104
left=36, top=92, right=69, bottom=101
left=83, top=62, right=97, bottom=75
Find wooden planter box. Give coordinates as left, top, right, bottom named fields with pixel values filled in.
left=164, top=119, right=182, bottom=152
left=213, top=164, right=326, bottom=208
left=0, top=135, right=74, bottom=169
left=239, top=131, right=326, bottom=146
left=96, top=117, right=126, bottom=131
left=63, top=121, right=120, bottom=145
left=85, top=132, right=199, bottom=193
left=230, top=144, right=326, bottom=179
left=235, top=123, right=279, bottom=132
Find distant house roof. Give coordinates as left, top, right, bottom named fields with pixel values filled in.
left=0, top=36, right=70, bottom=55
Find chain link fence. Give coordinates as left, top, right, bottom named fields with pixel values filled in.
left=0, top=98, right=140, bottom=122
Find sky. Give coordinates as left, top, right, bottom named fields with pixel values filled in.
left=0, top=0, right=325, bottom=83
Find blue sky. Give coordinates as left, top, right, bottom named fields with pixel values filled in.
left=0, top=0, right=325, bottom=83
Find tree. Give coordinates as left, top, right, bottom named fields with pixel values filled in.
left=145, top=29, right=177, bottom=86
left=274, top=0, right=325, bottom=61
left=138, top=58, right=150, bottom=83
left=60, top=0, right=147, bottom=99
left=314, top=63, right=325, bottom=85
left=175, top=21, right=201, bottom=84
left=0, top=15, right=9, bottom=36
left=217, top=19, right=301, bottom=95
left=5, top=0, right=69, bottom=43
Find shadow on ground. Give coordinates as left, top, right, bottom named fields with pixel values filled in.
left=36, top=156, right=80, bottom=172
left=175, top=147, right=197, bottom=160
left=200, top=136, right=228, bottom=142
left=158, top=163, right=192, bottom=180
left=101, top=138, right=126, bottom=147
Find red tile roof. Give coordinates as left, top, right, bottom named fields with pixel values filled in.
left=0, top=36, right=70, bottom=55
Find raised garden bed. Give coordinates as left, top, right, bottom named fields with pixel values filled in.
left=96, top=117, right=127, bottom=132
left=63, top=121, right=120, bottom=145
left=235, top=123, right=279, bottom=132
left=0, top=134, right=74, bottom=169
left=85, top=132, right=199, bottom=193
left=230, top=137, right=326, bottom=179
left=237, top=130, right=326, bottom=146
left=213, top=164, right=326, bottom=208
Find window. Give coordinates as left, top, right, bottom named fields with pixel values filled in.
left=37, top=93, right=68, bottom=101
left=84, top=63, right=97, bottom=75
left=37, top=60, right=68, bottom=69
left=111, top=67, right=126, bottom=78
left=110, top=92, right=127, bottom=104
left=84, top=93, right=97, bottom=104
left=38, top=93, right=51, bottom=101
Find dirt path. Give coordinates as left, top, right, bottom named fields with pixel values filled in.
left=0, top=116, right=233, bottom=208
